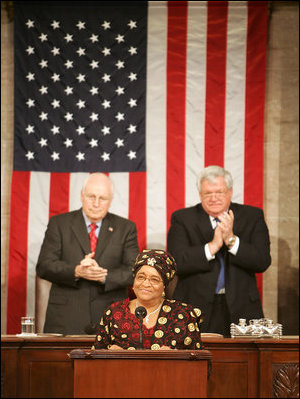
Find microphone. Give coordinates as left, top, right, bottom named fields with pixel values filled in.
left=135, top=306, right=147, bottom=349
left=135, top=306, right=147, bottom=320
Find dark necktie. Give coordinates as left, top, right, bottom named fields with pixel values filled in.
left=214, top=218, right=225, bottom=293
left=89, top=223, right=98, bottom=253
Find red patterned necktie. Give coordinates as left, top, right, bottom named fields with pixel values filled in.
left=89, top=223, right=98, bottom=253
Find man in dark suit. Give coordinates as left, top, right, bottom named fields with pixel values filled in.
left=36, top=173, right=139, bottom=335
left=167, top=165, right=271, bottom=337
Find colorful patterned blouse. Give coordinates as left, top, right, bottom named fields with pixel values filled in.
left=92, top=298, right=204, bottom=350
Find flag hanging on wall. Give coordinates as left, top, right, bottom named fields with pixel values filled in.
left=7, top=0, right=268, bottom=333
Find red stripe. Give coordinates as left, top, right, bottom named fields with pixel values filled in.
left=49, top=173, right=70, bottom=218
left=7, top=171, right=31, bottom=333
left=128, top=172, right=146, bottom=251
left=244, top=1, right=267, bottom=209
left=166, top=1, right=188, bottom=234
left=205, top=1, right=228, bottom=167
left=244, top=2, right=268, bottom=302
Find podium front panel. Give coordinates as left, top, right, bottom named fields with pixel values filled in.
left=71, top=349, right=211, bottom=398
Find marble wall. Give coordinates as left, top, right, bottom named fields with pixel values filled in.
left=263, top=1, right=299, bottom=334
left=1, top=1, right=299, bottom=334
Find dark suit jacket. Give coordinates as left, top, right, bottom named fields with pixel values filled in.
left=167, top=202, right=271, bottom=332
left=36, top=209, right=139, bottom=335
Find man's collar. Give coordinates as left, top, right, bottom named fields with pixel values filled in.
left=82, top=210, right=102, bottom=227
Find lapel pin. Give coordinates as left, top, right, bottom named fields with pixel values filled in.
left=108, top=227, right=113, bottom=232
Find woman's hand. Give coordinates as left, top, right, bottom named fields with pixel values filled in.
left=108, top=344, right=124, bottom=350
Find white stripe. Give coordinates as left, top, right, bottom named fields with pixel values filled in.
left=146, top=2, right=168, bottom=249
left=69, top=172, right=89, bottom=211
left=109, top=172, right=129, bottom=219
left=27, top=172, right=50, bottom=317
left=225, top=2, right=248, bottom=203
left=185, top=1, right=207, bottom=207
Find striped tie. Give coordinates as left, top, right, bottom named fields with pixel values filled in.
left=89, top=223, right=98, bottom=253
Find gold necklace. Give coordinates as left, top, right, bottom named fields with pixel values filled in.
left=136, top=300, right=162, bottom=323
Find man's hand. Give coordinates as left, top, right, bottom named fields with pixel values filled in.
left=217, top=210, right=234, bottom=245
left=80, top=252, right=100, bottom=267
left=208, top=210, right=235, bottom=255
left=75, top=252, right=108, bottom=282
left=108, top=344, right=124, bottom=350
left=208, top=224, right=223, bottom=256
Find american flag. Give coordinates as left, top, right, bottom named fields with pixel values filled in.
left=7, top=1, right=268, bottom=333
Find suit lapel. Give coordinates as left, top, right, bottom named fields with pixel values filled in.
left=195, top=204, right=215, bottom=243
left=71, top=211, right=116, bottom=257
left=229, top=202, right=239, bottom=233
left=95, top=213, right=115, bottom=258
left=71, top=210, right=91, bottom=254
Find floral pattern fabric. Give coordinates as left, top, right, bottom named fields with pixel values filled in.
left=92, top=298, right=204, bottom=350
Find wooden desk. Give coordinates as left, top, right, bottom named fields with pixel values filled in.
left=69, top=349, right=212, bottom=398
left=203, top=336, right=299, bottom=398
left=1, top=335, right=299, bottom=398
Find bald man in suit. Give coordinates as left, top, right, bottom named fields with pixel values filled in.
left=167, top=166, right=271, bottom=337
left=36, top=173, right=139, bottom=335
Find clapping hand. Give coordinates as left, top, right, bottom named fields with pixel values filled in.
left=216, top=210, right=234, bottom=245
left=209, top=210, right=234, bottom=255
left=75, top=252, right=108, bottom=282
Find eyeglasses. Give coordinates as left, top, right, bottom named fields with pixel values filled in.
left=201, top=190, right=228, bottom=199
left=135, top=274, right=163, bottom=286
left=84, top=194, right=110, bottom=203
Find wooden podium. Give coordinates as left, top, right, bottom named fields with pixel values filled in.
left=69, top=349, right=212, bottom=398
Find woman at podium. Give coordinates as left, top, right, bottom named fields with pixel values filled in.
left=92, top=249, right=204, bottom=350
